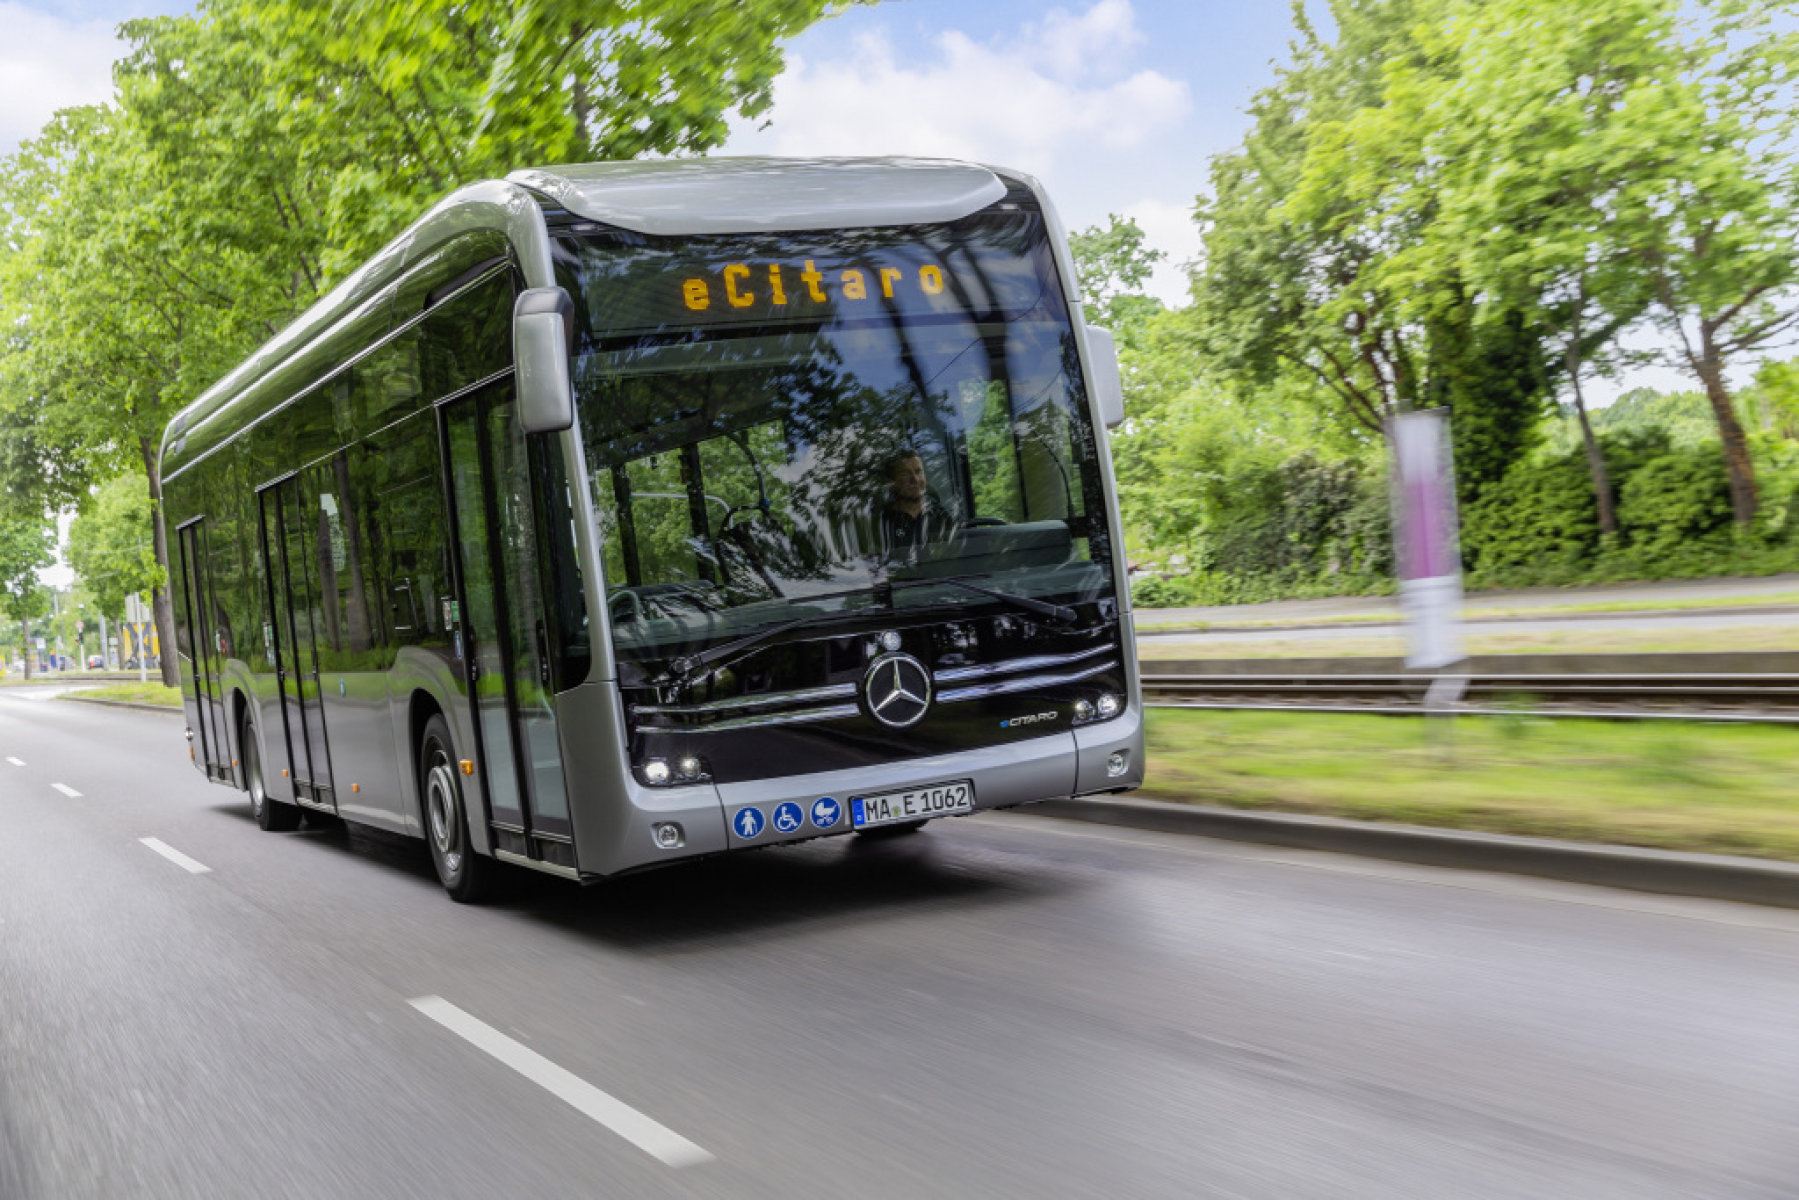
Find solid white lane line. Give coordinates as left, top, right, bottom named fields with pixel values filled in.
left=408, top=996, right=713, bottom=1168
left=51, top=783, right=81, bottom=798
left=6, top=757, right=22, bottom=766
left=139, top=837, right=211, bottom=874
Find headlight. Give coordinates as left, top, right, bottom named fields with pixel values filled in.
left=642, top=759, right=672, bottom=785
left=1096, top=694, right=1122, bottom=719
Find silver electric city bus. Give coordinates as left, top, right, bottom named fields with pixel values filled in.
left=161, top=157, right=1144, bottom=901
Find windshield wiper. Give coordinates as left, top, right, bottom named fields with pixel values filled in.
left=658, top=576, right=1079, bottom=687
left=887, top=575, right=1079, bottom=625
left=660, top=608, right=871, bottom=687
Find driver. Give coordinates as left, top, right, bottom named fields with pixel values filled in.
left=875, top=451, right=955, bottom=561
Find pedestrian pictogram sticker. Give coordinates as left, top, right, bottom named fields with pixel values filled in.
left=734, top=807, right=764, bottom=839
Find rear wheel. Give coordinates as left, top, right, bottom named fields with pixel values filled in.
left=419, top=714, right=498, bottom=903
left=245, top=713, right=299, bottom=832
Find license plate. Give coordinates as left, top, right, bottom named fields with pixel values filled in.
left=851, top=780, right=974, bottom=828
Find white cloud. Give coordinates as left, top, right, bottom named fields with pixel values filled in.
left=0, top=4, right=122, bottom=157
left=723, top=1, right=1190, bottom=177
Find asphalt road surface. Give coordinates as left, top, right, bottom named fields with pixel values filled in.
left=4, top=687, right=1798, bottom=1199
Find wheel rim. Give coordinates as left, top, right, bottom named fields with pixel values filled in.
left=425, top=748, right=463, bottom=876
left=245, top=733, right=265, bottom=817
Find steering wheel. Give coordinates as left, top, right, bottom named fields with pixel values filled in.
left=609, top=589, right=644, bottom=625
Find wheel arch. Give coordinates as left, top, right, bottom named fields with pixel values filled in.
left=407, top=688, right=447, bottom=833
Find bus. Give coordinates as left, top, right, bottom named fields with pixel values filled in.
left=161, top=157, right=1144, bottom=902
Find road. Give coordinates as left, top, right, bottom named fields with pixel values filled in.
left=4, top=686, right=1799, bottom=1198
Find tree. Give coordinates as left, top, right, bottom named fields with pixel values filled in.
left=1754, top=359, right=1799, bottom=440
left=0, top=515, right=54, bottom=680
left=1615, top=2, right=1799, bottom=527
left=1418, top=0, right=1674, bottom=537
left=0, top=107, right=276, bottom=687
left=1, top=0, right=859, bottom=687
left=1190, top=0, right=1556, bottom=499
left=1069, top=214, right=1166, bottom=341
left=68, top=473, right=164, bottom=623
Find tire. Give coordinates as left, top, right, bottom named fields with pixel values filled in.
left=418, top=714, right=498, bottom=903
left=855, top=819, right=927, bottom=838
left=245, top=712, right=299, bottom=832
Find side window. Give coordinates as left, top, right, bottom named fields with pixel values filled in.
left=353, top=327, right=423, bottom=434
left=419, top=270, right=513, bottom=399
left=364, top=409, right=448, bottom=650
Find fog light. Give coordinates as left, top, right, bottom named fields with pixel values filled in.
left=643, top=759, right=671, bottom=785
left=1073, top=699, right=1094, bottom=721
left=184, top=727, right=194, bottom=742
left=653, top=822, right=685, bottom=849
left=676, top=755, right=703, bottom=780
left=1106, top=751, right=1129, bottom=777
left=1097, top=694, right=1122, bottom=719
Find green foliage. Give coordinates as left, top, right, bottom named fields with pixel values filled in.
left=67, top=473, right=164, bottom=618
left=1068, top=214, right=1166, bottom=342
left=0, top=0, right=856, bottom=685
left=0, top=515, right=54, bottom=626
left=1459, top=422, right=1798, bottom=588
left=1617, top=448, right=1735, bottom=555
left=1186, top=0, right=1560, bottom=500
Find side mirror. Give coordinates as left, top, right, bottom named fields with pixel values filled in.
left=1084, top=324, right=1125, bottom=429
left=514, top=287, right=576, bottom=434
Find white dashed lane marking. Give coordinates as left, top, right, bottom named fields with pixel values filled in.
left=139, top=838, right=211, bottom=874
left=51, top=783, right=81, bottom=798
left=6, top=757, right=22, bottom=766
left=408, top=996, right=713, bottom=1168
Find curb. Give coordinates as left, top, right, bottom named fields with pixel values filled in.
left=1022, top=797, right=1799, bottom=910
left=55, top=695, right=182, bottom=716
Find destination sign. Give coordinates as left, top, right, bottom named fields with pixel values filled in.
left=680, top=261, right=949, bottom=313
left=564, top=218, right=1055, bottom=341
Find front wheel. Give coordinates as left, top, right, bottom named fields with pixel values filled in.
left=418, top=714, right=499, bottom=903
left=245, top=713, right=299, bottom=832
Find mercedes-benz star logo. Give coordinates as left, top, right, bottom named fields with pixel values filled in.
left=861, top=653, right=933, bottom=729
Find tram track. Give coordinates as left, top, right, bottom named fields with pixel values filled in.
left=1138, top=666, right=1799, bottom=723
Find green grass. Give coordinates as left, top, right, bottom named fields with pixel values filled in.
left=1137, top=622, right=1798, bottom=660
left=1140, top=707, right=1799, bottom=861
left=62, top=682, right=183, bottom=707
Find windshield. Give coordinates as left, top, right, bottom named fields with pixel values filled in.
left=554, top=201, right=1116, bottom=663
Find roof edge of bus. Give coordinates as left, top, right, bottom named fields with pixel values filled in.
left=504, top=156, right=1008, bottom=237
left=158, top=157, right=1041, bottom=477
left=159, top=178, right=554, bottom=477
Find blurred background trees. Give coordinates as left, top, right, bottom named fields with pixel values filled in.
left=1100, top=0, right=1799, bottom=606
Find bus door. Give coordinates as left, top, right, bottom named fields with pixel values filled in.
left=438, top=381, right=574, bottom=862
left=258, top=477, right=336, bottom=810
left=176, top=520, right=230, bottom=783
